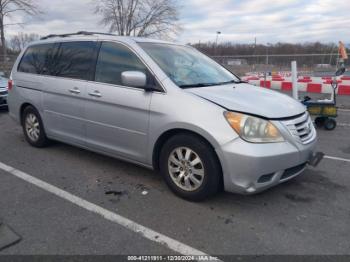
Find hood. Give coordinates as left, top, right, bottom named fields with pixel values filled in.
left=186, top=83, right=306, bottom=119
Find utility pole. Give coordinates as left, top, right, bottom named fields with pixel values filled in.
left=215, top=31, right=221, bottom=55
left=215, top=31, right=221, bottom=46
left=253, top=37, right=257, bottom=71
left=266, top=43, right=270, bottom=65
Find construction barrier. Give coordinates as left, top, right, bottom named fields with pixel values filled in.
left=243, top=75, right=350, bottom=95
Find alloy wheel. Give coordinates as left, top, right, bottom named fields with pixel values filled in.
left=168, top=147, right=205, bottom=191
left=25, top=113, right=40, bottom=142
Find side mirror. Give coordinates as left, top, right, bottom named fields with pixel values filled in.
left=335, top=67, right=346, bottom=76
left=121, top=71, right=147, bottom=88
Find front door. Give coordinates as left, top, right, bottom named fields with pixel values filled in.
left=85, top=41, right=154, bottom=163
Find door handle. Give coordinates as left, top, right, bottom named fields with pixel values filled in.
left=69, top=87, right=81, bottom=94
left=88, top=90, right=102, bottom=98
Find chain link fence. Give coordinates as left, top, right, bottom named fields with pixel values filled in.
left=212, top=54, right=348, bottom=77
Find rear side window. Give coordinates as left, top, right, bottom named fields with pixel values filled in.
left=51, top=41, right=98, bottom=81
left=95, top=42, right=149, bottom=87
left=18, top=44, right=58, bottom=74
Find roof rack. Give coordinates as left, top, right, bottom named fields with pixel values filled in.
left=40, top=31, right=118, bottom=40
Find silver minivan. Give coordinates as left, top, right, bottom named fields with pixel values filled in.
left=7, top=32, right=320, bottom=201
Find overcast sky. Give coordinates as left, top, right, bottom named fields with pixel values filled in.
left=4, top=0, right=350, bottom=44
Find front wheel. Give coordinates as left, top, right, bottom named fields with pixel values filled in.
left=159, top=134, right=222, bottom=201
left=22, top=106, right=50, bottom=147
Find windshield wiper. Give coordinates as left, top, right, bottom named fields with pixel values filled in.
left=216, top=79, right=246, bottom=85
left=179, top=79, right=246, bottom=89
left=179, top=83, right=218, bottom=88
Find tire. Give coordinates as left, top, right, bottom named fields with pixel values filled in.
left=159, top=133, right=222, bottom=201
left=324, top=118, right=337, bottom=131
left=22, top=106, right=50, bottom=147
left=315, top=117, right=326, bottom=128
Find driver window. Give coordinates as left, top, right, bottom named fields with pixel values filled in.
left=95, top=42, right=149, bottom=87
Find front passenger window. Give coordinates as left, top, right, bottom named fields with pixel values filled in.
left=95, top=42, right=149, bottom=87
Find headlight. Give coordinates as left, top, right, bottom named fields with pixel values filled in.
left=224, top=111, right=285, bottom=143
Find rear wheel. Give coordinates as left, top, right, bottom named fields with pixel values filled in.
left=22, top=106, right=50, bottom=147
left=159, top=133, right=222, bottom=201
left=324, top=118, right=336, bottom=131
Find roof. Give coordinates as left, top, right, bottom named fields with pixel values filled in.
left=33, top=31, right=179, bottom=46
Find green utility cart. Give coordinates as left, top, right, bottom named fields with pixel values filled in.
left=302, top=67, right=345, bottom=131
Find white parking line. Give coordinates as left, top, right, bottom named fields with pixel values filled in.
left=325, top=155, right=350, bottom=163
left=338, top=123, right=350, bottom=127
left=0, top=161, right=212, bottom=258
left=338, top=109, right=350, bottom=112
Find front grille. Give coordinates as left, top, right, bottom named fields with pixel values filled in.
left=0, top=89, right=7, bottom=96
left=281, top=113, right=315, bottom=144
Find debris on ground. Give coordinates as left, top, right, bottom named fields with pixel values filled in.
left=105, top=190, right=124, bottom=196
left=76, top=226, right=88, bottom=233
left=135, top=183, right=149, bottom=191
left=135, top=183, right=150, bottom=196
left=105, top=190, right=129, bottom=203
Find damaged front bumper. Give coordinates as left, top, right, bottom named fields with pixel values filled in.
left=217, top=135, right=321, bottom=194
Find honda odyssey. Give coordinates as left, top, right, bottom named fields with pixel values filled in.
left=7, top=31, right=321, bottom=201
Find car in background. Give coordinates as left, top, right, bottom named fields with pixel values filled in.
left=0, top=72, right=8, bottom=108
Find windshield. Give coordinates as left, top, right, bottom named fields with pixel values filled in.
left=139, top=43, right=240, bottom=88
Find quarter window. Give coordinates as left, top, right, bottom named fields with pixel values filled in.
left=18, top=44, right=58, bottom=75
left=95, top=42, right=149, bottom=87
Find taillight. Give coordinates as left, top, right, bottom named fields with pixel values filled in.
left=8, top=79, right=13, bottom=90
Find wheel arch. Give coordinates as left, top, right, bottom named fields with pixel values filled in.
left=152, top=128, right=223, bottom=175
left=19, top=103, right=35, bottom=124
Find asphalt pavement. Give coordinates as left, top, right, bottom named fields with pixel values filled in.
left=0, top=104, right=349, bottom=257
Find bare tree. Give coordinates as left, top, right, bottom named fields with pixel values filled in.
left=9, top=32, right=39, bottom=52
left=0, top=0, right=41, bottom=60
left=93, top=0, right=180, bottom=38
